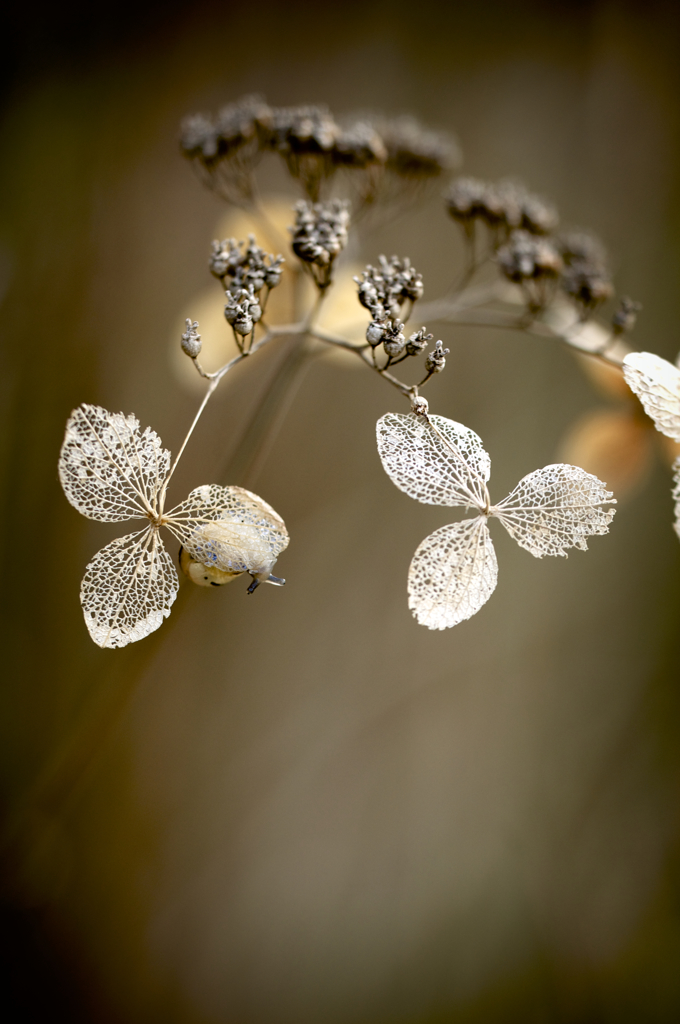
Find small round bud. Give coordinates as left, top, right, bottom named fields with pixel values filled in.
left=366, top=320, right=386, bottom=345
left=424, top=340, right=449, bottom=374
left=406, top=328, right=432, bottom=356
left=612, top=297, right=641, bottom=335
left=382, top=320, right=406, bottom=357
left=411, top=395, right=429, bottom=415
left=234, top=312, right=254, bottom=336
left=181, top=319, right=202, bottom=358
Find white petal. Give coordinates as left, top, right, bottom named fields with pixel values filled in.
left=493, top=464, right=616, bottom=558
left=376, top=412, right=491, bottom=510
left=80, top=528, right=178, bottom=648
left=166, top=484, right=289, bottom=575
left=408, top=518, right=498, bottom=630
left=623, top=352, right=680, bottom=441
left=59, top=404, right=171, bottom=522
left=672, top=456, right=680, bottom=542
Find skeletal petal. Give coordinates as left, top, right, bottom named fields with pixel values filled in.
left=408, top=517, right=498, bottom=630
left=377, top=412, right=490, bottom=510
left=493, top=464, right=615, bottom=558
left=80, top=528, right=178, bottom=649
left=59, top=404, right=170, bottom=522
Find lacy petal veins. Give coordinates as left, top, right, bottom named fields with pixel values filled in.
left=623, top=351, right=680, bottom=537
left=59, top=405, right=288, bottom=648
left=377, top=412, right=616, bottom=630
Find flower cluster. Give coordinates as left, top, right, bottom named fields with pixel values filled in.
left=355, top=255, right=424, bottom=320
left=557, top=231, right=613, bottom=314
left=446, top=177, right=558, bottom=237
left=180, top=95, right=459, bottom=207
left=290, top=199, right=350, bottom=289
left=210, top=235, right=284, bottom=299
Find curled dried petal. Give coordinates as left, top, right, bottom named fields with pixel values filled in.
left=166, top=484, right=288, bottom=574
left=623, top=352, right=680, bottom=442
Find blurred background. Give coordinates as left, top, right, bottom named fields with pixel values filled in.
left=2, top=1, right=680, bottom=1020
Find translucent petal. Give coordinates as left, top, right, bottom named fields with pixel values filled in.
left=59, top=404, right=171, bottom=522
left=408, top=518, right=498, bottom=630
left=672, top=456, right=680, bottom=542
left=80, top=528, right=178, bottom=649
left=166, top=485, right=289, bottom=574
left=493, top=464, right=616, bottom=558
left=623, top=352, right=680, bottom=442
left=376, top=413, right=491, bottom=510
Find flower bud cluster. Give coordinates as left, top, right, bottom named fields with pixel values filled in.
left=210, top=235, right=284, bottom=298
left=181, top=96, right=459, bottom=206
left=355, top=256, right=423, bottom=321
left=181, top=319, right=202, bottom=358
left=424, top=340, right=450, bottom=375
left=497, top=230, right=563, bottom=283
left=612, top=297, right=642, bottom=335
left=225, top=287, right=262, bottom=340
left=290, top=200, right=350, bottom=289
left=446, top=177, right=558, bottom=236
left=379, top=116, right=460, bottom=178
left=557, top=232, right=613, bottom=313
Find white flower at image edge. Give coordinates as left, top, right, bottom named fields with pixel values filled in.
left=622, top=351, right=680, bottom=539
left=59, top=405, right=288, bottom=648
left=376, top=412, right=616, bottom=630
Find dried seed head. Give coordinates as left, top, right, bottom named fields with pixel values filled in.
left=497, top=230, right=563, bottom=283
left=446, top=177, right=557, bottom=235
left=424, top=340, right=449, bottom=374
left=612, top=297, right=642, bottom=335
left=410, top=395, right=429, bottom=416
left=380, top=116, right=460, bottom=178
left=382, top=320, right=407, bottom=357
left=406, top=328, right=433, bottom=356
left=290, top=199, right=350, bottom=289
left=354, top=255, right=423, bottom=320
left=180, top=95, right=271, bottom=205
left=211, top=235, right=284, bottom=299
left=181, top=319, right=202, bottom=358
left=366, top=319, right=387, bottom=345
left=333, top=120, right=387, bottom=169
left=556, top=231, right=613, bottom=312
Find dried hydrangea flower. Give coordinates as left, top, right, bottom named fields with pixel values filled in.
left=59, top=405, right=288, bottom=648
left=557, top=231, right=613, bottom=314
left=265, top=104, right=340, bottom=200
left=446, top=177, right=558, bottom=239
left=179, top=95, right=271, bottom=205
left=623, top=352, right=680, bottom=538
left=290, top=199, right=350, bottom=290
left=210, top=235, right=284, bottom=307
left=354, top=255, right=423, bottom=321
left=376, top=411, right=615, bottom=629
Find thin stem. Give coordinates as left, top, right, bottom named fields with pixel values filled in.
left=159, top=379, right=218, bottom=512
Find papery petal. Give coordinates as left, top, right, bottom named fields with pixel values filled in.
left=59, top=404, right=170, bottom=522
left=408, top=517, right=498, bottom=630
left=377, top=412, right=490, bottom=510
left=623, top=352, right=680, bottom=442
left=166, top=484, right=288, bottom=574
left=493, top=464, right=615, bottom=558
left=80, top=528, right=178, bottom=648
